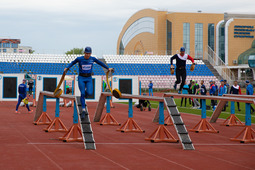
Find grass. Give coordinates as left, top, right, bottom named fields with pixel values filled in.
left=117, top=98, right=255, bottom=123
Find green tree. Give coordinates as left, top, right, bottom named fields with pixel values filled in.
left=65, top=48, right=84, bottom=55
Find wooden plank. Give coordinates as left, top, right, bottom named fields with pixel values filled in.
left=34, top=92, right=44, bottom=122
left=93, top=93, right=107, bottom=122
left=209, top=100, right=227, bottom=123
left=164, top=93, right=255, bottom=103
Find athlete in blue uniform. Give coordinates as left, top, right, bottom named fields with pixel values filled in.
left=64, top=47, right=113, bottom=119
left=15, top=79, right=33, bottom=114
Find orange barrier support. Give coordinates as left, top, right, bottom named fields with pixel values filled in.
left=33, top=112, right=52, bottom=125
left=230, top=126, right=255, bottom=143
left=164, top=115, right=173, bottom=126
left=44, top=117, right=68, bottom=132
left=99, top=113, right=120, bottom=126
left=189, top=118, right=219, bottom=133
left=117, top=118, right=145, bottom=133
left=145, top=125, right=179, bottom=143
left=221, top=114, right=244, bottom=127
left=59, top=124, right=83, bottom=142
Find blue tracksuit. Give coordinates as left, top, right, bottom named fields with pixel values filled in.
left=209, top=84, right=216, bottom=95
left=148, top=83, right=153, bottom=96
left=16, top=83, right=30, bottom=111
left=246, top=84, right=254, bottom=95
left=218, top=85, right=227, bottom=96
left=182, top=84, right=189, bottom=94
left=66, top=56, right=109, bottom=109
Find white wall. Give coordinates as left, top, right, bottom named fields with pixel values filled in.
left=36, top=74, right=62, bottom=101
left=111, top=76, right=139, bottom=103
left=0, top=73, right=25, bottom=101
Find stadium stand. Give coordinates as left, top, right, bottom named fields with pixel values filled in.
left=0, top=53, right=219, bottom=88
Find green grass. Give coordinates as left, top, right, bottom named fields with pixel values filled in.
left=117, top=99, right=255, bottom=123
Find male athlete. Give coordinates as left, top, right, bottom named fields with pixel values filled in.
left=64, top=47, right=113, bottom=119
left=170, top=47, right=195, bottom=93
left=15, top=79, right=33, bottom=114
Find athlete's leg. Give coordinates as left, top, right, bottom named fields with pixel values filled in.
left=16, top=96, right=23, bottom=111
left=85, top=77, right=93, bottom=97
left=78, top=76, right=86, bottom=109
left=180, top=69, right=186, bottom=91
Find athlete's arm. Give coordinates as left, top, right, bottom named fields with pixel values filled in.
left=187, top=55, right=194, bottom=63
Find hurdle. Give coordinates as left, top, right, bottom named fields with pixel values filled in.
left=33, top=95, right=52, bottom=125
left=94, top=92, right=194, bottom=150
left=34, top=91, right=96, bottom=149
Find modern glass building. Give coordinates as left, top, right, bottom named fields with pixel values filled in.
left=117, top=9, right=255, bottom=66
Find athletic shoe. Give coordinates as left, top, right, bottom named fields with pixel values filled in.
left=173, top=84, right=177, bottom=90
left=238, top=109, right=241, bottom=111
left=28, top=110, right=33, bottom=114
left=15, top=111, right=21, bottom=114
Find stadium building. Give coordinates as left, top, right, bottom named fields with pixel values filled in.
left=117, top=9, right=255, bottom=80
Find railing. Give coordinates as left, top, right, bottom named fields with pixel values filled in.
left=204, top=45, right=235, bottom=84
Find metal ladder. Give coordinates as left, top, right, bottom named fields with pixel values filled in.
left=76, top=97, right=96, bottom=150
left=164, top=97, right=195, bottom=150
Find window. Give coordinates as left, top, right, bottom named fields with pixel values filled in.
left=208, top=24, right=215, bottom=50
left=0, top=49, right=1, bottom=52
left=195, top=23, right=203, bottom=59
left=3, top=49, right=7, bottom=52
left=167, top=20, right=172, bottom=55
left=3, top=43, right=10, bottom=48
left=0, top=43, right=2, bottom=48
left=119, top=17, right=155, bottom=54
left=183, top=23, right=190, bottom=54
left=14, top=49, right=17, bottom=53
left=218, top=23, right=225, bottom=62
left=11, top=43, right=18, bottom=48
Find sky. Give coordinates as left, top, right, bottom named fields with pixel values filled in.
left=0, top=0, right=255, bottom=57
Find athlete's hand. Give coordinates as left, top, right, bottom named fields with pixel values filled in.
left=170, top=65, right=175, bottom=69
left=108, top=68, right=114, bottom=73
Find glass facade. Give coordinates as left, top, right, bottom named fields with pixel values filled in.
left=166, top=20, right=172, bottom=55
left=3, top=43, right=10, bottom=48
left=195, top=23, right=203, bottom=59
left=219, top=23, right=225, bottom=62
left=3, top=49, right=6, bottom=52
left=14, top=49, right=17, bottom=53
left=119, top=17, right=155, bottom=54
left=183, top=23, right=190, bottom=54
left=208, top=23, right=215, bottom=50
left=11, top=43, right=18, bottom=48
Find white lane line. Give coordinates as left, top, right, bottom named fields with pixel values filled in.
left=27, top=142, right=255, bottom=146
left=90, top=150, right=129, bottom=170
left=137, top=148, right=194, bottom=170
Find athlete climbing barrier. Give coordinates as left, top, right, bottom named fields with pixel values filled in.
left=34, top=91, right=96, bottom=149
left=94, top=92, right=194, bottom=150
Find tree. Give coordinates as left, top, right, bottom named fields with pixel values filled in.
left=65, top=48, right=84, bottom=55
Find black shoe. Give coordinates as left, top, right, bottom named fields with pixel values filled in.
left=238, top=109, right=241, bottom=111
left=81, top=111, right=86, bottom=119
left=173, top=84, right=177, bottom=90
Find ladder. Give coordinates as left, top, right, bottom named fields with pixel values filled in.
left=164, top=97, right=195, bottom=150
left=76, top=97, right=96, bottom=149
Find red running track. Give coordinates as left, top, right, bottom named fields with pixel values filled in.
left=0, top=101, right=255, bottom=170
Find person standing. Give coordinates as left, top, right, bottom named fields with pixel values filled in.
left=230, top=80, right=242, bottom=111
left=213, top=81, right=218, bottom=105
left=15, top=79, right=33, bottom=114
left=148, top=80, right=153, bottom=96
left=28, top=79, right=34, bottom=96
left=170, top=47, right=195, bottom=93
left=218, top=80, right=227, bottom=111
left=64, top=47, right=113, bottom=119
left=199, top=80, right=207, bottom=109
left=181, top=81, right=189, bottom=107
left=188, top=80, right=193, bottom=105
left=224, top=80, right=230, bottom=107
left=191, top=80, right=200, bottom=108
left=246, top=80, right=254, bottom=114
left=209, top=80, right=216, bottom=110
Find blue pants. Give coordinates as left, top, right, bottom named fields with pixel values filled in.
left=149, top=88, right=153, bottom=96
left=16, top=94, right=30, bottom=111
left=78, top=76, right=93, bottom=109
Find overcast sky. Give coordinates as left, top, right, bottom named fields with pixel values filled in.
left=0, top=0, right=254, bottom=57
